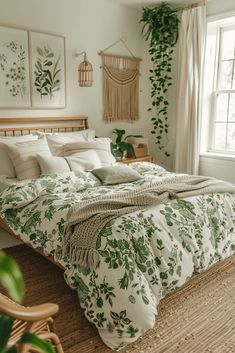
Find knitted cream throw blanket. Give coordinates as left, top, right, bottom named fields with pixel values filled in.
left=62, top=175, right=235, bottom=269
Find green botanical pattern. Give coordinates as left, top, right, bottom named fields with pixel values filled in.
left=34, top=46, right=61, bottom=99
left=0, top=164, right=235, bottom=351
left=0, top=41, right=26, bottom=98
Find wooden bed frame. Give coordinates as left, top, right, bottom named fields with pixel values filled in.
left=0, top=116, right=89, bottom=270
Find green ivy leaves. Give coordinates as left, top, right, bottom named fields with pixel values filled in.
left=141, top=2, right=180, bottom=158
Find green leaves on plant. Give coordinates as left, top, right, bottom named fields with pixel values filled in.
left=141, top=2, right=180, bottom=159
left=0, top=316, right=14, bottom=351
left=0, top=251, right=24, bottom=303
left=0, top=252, right=55, bottom=353
left=111, top=129, right=143, bottom=159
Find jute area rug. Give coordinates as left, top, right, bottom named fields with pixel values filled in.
left=5, top=245, right=235, bottom=353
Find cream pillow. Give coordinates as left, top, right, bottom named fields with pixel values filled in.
left=59, top=130, right=95, bottom=138
left=37, top=150, right=103, bottom=174
left=55, top=137, right=111, bottom=155
left=38, top=129, right=95, bottom=138
left=0, top=135, right=38, bottom=178
left=46, top=130, right=95, bottom=156
left=65, top=150, right=103, bottom=172
left=36, top=153, right=70, bottom=175
left=6, top=138, right=51, bottom=180
left=60, top=138, right=116, bottom=167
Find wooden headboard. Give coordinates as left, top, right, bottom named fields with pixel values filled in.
left=0, top=116, right=88, bottom=136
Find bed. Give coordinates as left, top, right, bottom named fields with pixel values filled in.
left=0, top=117, right=235, bottom=351
left=0, top=116, right=88, bottom=269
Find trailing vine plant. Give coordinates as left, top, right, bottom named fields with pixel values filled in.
left=141, top=2, right=180, bottom=159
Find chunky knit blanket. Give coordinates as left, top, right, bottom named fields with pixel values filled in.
left=62, top=175, right=235, bottom=269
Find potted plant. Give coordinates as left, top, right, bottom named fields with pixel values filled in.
left=111, top=129, right=142, bottom=160
left=0, top=250, right=55, bottom=353
left=141, top=2, right=180, bottom=159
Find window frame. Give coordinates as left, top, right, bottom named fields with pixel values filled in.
left=199, top=12, right=235, bottom=160
left=208, top=24, right=235, bottom=155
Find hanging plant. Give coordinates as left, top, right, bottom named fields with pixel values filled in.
left=141, top=2, right=180, bottom=158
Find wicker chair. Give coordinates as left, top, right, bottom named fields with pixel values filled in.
left=0, top=293, right=64, bottom=353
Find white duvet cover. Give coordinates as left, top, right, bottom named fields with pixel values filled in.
left=0, top=163, right=235, bottom=350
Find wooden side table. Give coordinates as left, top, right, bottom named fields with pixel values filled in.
left=118, top=155, right=153, bottom=164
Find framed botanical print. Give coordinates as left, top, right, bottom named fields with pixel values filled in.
left=29, top=32, right=66, bottom=108
left=0, top=26, right=31, bottom=108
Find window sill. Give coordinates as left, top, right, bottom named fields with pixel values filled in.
left=200, top=152, right=235, bottom=162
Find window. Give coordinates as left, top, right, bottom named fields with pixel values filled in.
left=201, top=16, right=235, bottom=156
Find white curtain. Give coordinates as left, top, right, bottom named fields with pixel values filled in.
left=174, top=4, right=206, bottom=175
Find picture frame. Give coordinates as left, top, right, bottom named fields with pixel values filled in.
left=0, top=25, right=31, bottom=108
left=29, top=31, right=66, bottom=109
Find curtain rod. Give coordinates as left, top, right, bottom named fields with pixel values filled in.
left=183, top=0, right=206, bottom=10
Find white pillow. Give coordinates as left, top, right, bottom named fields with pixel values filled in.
left=46, top=130, right=95, bottom=156
left=60, top=138, right=111, bottom=154
left=37, top=150, right=103, bottom=174
left=59, top=130, right=95, bottom=138
left=6, top=138, right=51, bottom=180
left=0, top=135, right=38, bottom=178
left=60, top=138, right=116, bottom=167
left=66, top=150, right=103, bottom=172
left=36, top=153, right=70, bottom=175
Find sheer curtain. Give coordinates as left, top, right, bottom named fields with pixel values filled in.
left=174, top=3, right=206, bottom=175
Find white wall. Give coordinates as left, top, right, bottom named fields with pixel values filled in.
left=206, top=0, right=235, bottom=17
left=200, top=155, right=235, bottom=184
left=199, top=0, right=235, bottom=182
left=0, top=0, right=154, bottom=153
left=0, top=0, right=157, bottom=248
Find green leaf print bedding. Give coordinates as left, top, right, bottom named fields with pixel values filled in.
left=1, top=163, right=235, bottom=351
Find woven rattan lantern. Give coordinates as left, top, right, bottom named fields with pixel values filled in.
left=77, top=52, right=93, bottom=87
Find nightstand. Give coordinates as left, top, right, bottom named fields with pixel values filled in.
left=118, top=155, right=153, bottom=164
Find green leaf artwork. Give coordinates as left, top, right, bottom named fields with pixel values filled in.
left=0, top=40, right=27, bottom=98
left=34, top=45, right=61, bottom=99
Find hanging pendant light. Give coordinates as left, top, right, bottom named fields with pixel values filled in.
left=76, top=51, right=93, bottom=87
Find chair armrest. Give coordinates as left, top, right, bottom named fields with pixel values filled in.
left=0, top=294, right=59, bottom=322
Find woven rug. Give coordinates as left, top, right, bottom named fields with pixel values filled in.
left=4, top=245, right=235, bottom=353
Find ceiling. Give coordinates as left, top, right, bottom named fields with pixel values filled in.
left=114, top=0, right=207, bottom=9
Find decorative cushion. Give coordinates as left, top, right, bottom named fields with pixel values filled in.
left=46, top=130, right=95, bottom=155
left=91, top=164, right=142, bottom=185
left=0, top=135, right=38, bottom=178
left=60, top=138, right=116, bottom=167
left=37, top=150, right=107, bottom=174
left=66, top=150, right=103, bottom=172
left=59, top=130, right=95, bottom=138
left=6, top=138, right=51, bottom=180
left=36, top=153, right=70, bottom=175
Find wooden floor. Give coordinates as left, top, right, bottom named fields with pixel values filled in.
left=4, top=245, right=235, bottom=353
left=5, top=245, right=101, bottom=353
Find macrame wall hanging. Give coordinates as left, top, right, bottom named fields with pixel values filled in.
left=99, top=38, right=141, bottom=123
